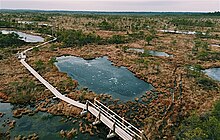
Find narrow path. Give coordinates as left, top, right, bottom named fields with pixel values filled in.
left=18, top=35, right=144, bottom=140
left=20, top=59, right=86, bottom=109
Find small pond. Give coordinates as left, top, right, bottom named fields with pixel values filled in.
left=1, top=30, right=44, bottom=43
left=128, top=48, right=172, bottom=57
left=148, top=50, right=172, bottom=57
left=127, top=48, right=145, bottom=53
left=210, top=44, right=220, bottom=48
left=203, top=68, right=220, bottom=82
left=0, top=102, right=105, bottom=139
left=159, top=30, right=206, bottom=35
left=55, top=56, right=153, bottom=101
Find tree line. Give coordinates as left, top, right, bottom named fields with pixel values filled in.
left=56, top=30, right=129, bottom=47
left=0, top=32, right=26, bottom=48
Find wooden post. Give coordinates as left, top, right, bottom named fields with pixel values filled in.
left=179, top=74, right=182, bottom=98
left=92, top=106, right=101, bottom=125
left=86, top=100, right=89, bottom=111
left=172, top=91, right=175, bottom=103
left=140, top=130, right=144, bottom=140
left=122, top=117, right=125, bottom=125
left=113, top=121, right=116, bottom=132
left=173, top=75, right=177, bottom=102
left=170, top=88, right=174, bottom=103
left=107, top=121, right=116, bottom=139
left=98, top=106, right=101, bottom=121
left=94, top=97, right=97, bottom=105
left=80, top=100, right=89, bottom=116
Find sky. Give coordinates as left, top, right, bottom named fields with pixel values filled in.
left=0, top=0, right=219, bottom=12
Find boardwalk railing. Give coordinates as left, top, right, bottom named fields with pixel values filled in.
left=93, top=99, right=143, bottom=139
left=18, top=35, right=145, bottom=140
left=83, top=99, right=144, bottom=140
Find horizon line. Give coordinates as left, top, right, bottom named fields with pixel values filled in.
left=1, top=8, right=218, bottom=13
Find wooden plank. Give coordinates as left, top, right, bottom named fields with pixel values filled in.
left=88, top=107, right=133, bottom=140
left=20, top=60, right=85, bottom=109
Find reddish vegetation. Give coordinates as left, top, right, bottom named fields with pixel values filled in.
left=0, top=92, right=8, bottom=100
left=1, top=25, right=220, bottom=139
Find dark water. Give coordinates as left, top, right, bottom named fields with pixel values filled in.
left=204, top=68, right=220, bottom=82
left=0, top=102, right=105, bottom=139
left=55, top=56, right=153, bottom=101
left=1, top=30, right=44, bottom=43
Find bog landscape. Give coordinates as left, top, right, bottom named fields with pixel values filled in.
left=0, top=9, right=220, bottom=140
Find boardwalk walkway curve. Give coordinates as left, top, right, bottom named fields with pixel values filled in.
left=18, top=35, right=145, bottom=140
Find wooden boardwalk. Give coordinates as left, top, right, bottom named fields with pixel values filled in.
left=18, top=37, right=144, bottom=140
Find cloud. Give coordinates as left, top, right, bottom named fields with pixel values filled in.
left=1, top=0, right=219, bottom=12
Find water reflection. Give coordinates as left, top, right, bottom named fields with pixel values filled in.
left=204, top=68, right=220, bottom=82
left=55, top=56, right=153, bottom=101
left=1, top=30, right=44, bottom=43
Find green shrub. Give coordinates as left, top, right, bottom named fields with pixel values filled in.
left=98, top=20, right=111, bottom=30
left=0, top=32, right=26, bottom=48
left=212, top=101, right=220, bottom=121
left=108, top=35, right=127, bottom=44
left=170, top=18, right=215, bottom=27
left=32, top=47, right=39, bottom=52
left=196, top=77, right=218, bottom=90
left=34, top=60, right=45, bottom=72
left=140, top=50, right=151, bottom=57
left=197, top=51, right=220, bottom=61
left=178, top=100, right=220, bottom=140
left=98, top=20, right=118, bottom=31
left=6, top=79, right=40, bottom=104
left=57, top=30, right=102, bottom=47
left=48, top=57, right=57, bottom=65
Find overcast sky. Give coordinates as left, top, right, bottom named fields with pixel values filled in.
left=0, top=0, right=219, bottom=12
